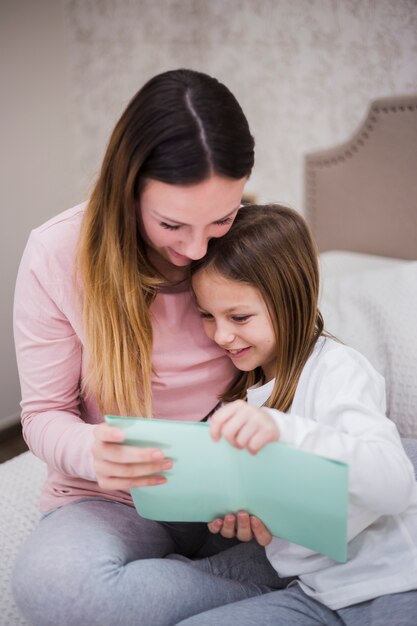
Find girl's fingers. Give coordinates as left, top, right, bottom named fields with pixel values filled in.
left=208, top=518, right=223, bottom=534
left=211, top=403, right=279, bottom=453
left=248, top=426, right=279, bottom=454
left=220, top=414, right=248, bottom=447
left=210, top=400, right=247, bottom=441
left=250, top=516, right=273, bottom=546
left=236, top=511, right=253, bottom=542
left=220, top=514, right=236, bottom=539
left=209, top=406, right=230, bottom=441
left=234, top=420, right=260, bottom=450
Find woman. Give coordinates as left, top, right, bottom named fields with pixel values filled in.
left=12, top=69, right=282, bottom=626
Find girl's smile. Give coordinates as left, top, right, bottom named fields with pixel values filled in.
left=192, top=269, right=277, bottom=382
left=226, top=346, right=252, bottom=358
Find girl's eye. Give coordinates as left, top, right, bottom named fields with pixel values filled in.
left=232, top=315, right=251, bottom=323
left=199, top=311, right=213, bottom=320
left=161, top=222, right=181, bottom=231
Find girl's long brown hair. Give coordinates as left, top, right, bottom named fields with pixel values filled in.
left=190, top=204, right=324, bottom=413
left=76, top=69, right=254, bottom=417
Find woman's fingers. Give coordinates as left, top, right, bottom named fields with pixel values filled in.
left=96, top=472, right=168, bottom=491
left=94, top=438, right=165, bottom=464
left=95, top=456, right=172, bottom=479
left=94, top=423, right=126, bottom=443
left=92, top=423, right=171, bottom=490
left=94, top=454, right=171, bottom=490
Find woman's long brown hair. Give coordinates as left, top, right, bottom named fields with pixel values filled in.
left=190, top=204, right=324, bottom=413
left=76, top=69, right=254, bottom=417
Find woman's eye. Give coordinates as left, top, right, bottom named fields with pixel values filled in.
left=214, top=217, right=233, bottom=227
left=161, top=222, right=180, bottom=231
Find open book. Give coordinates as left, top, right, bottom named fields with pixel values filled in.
left=105, top=415, right=348, bottom=562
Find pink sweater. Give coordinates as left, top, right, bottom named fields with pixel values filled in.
left=14, top=204, right=236, bottom=512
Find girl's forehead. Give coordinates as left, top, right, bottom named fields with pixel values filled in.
left=193, top=267, right=233, bottom=287
left=193, top=269, right=261, bottom=300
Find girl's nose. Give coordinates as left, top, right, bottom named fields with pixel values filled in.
left=214, top=325, right=235, bottom=346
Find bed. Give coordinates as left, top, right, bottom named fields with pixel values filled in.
left=306, top=93, right=417, bottom=440
left=1, top=93, right=417, bottom=625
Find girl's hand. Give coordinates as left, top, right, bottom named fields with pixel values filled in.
left=210, top=400, right=280, bottom=454
left=208, top=511, right=272, bottom=546
left=92, top=423, right=172, bottom=491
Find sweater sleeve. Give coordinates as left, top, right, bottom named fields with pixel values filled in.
left=265, top=346, right=415, bottom=518
left=13, top=231, right=96, bottom=481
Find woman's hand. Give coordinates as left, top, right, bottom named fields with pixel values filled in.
left=208, top=511, right=272, bottom=546
left=92, top=423, right=172, bottom=491
left=210, top=400, right=280, bottom=454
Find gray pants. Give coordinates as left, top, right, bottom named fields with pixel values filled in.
left=175, top=584, right=417, bottom=626
left=12, top=439, right=417, bottom=626
left=12, top=499, right=285, bottom=626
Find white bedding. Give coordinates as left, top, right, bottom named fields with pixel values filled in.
left=0, top=453, right=46, bottom=625
left=319, top=251, right=417, bottom=438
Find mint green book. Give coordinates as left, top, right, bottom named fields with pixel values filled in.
left=105, top=415, right=348, bottom=562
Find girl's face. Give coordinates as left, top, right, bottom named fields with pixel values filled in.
left=139, top=175, right=247, bottom=271
left=192, top=269, right=277, bottom=382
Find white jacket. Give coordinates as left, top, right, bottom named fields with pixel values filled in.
left=248, top=337, right=417, bottom=609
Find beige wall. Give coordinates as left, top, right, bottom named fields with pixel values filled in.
left=0, top=0, right=78, bottom=427
left=1, top=0, right=416, bottom=427
left=65, top=0, right=417, bottom=208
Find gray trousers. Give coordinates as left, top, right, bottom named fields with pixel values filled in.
left=12, top=439, right=417, bottom=626
left=12, top=500, right=285, bottom=626
left=175, top=583, right=417, bottom=626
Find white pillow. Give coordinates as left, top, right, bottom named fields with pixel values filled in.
left=319, top=250, right=406, bottom=278
left=319, top=252, right=417, bottom=438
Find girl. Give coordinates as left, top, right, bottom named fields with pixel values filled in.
left=12, top=70, right=282, bottom=626
left=183, top=203, right=417, bottom=625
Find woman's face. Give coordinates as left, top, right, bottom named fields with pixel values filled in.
left=139, top=175, right=247, bottom=269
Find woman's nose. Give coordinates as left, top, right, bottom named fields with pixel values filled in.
left=182, top=233, right=208, bottom=260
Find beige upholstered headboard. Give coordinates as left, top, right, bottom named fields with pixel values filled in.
left=305, top=94, right=417, bottom=260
